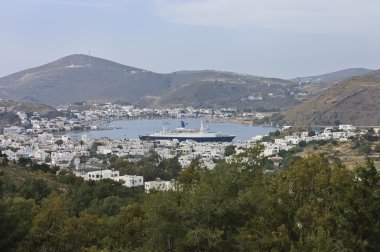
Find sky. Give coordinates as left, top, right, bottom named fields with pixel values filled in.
left=1, top=0, right=380, bottom=78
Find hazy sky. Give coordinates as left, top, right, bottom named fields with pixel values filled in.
left=1, top=0, right=380, bottom=78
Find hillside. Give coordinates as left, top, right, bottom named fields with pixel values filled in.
left=0, top=55, right=300, bottom=110
left=291, top=68, right=374, bottom=84
left=0, top=100, right=60, bottom=129
left=139, top=71, right=299, bottom=110
left=0, top=100, right=59, bottom=117
left=0, top=54, right=171, bottom=106
left=280, top=70, right=380, bottom=126
left=1, top=154, right=379, bottom=251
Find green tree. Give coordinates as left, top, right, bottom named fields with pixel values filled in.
left=308, top=131, right=316, bottom=137
left=237, top=155, right=354, bottom=251
left=298, top=140, right=307, bottom=148
left=224, top=145, right=236, bottom=156
left=142, top=190, right=185, bottom=251
left=358, top=143, right=371, bottom=155
left=25, top=194, right=68, bottom=252
left=0, top=197, right=38, bottom=251
left=102, top=204, right=145, bottom=251
left=17, top=157, right=33, bottom=167
left=374, top=144, right=380, bottom=153
left=60, top=213, right=104, bottom=252
left=0, top=151, right=9, bottom=166
left=55, top=139, right=64, bottom=146
left=142, top=145, right=267, bottom=251
left=87, top=196, right=127, bottom=216
left=335, top=160, right=380, bottom=251
left=19, top=178, right=51, bottom=203
left=178, top=158, right=206, bottom=187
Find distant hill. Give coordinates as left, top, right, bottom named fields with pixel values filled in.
left=0, top=100, right=59, bottom=129
left=140, top=71, right=299, bottom=110
left=0, top=55, right=300, bottom=110
left=280, top=70, right=380, bottom=126
left=0, top=100, right=59, bottom=117
left=0, top=54, right=171, bottom=106
left=291, top=68, right=374, bottom=84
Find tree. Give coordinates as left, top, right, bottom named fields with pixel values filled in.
left=358, top=143, right=371, bottom=155
left=298, top=140, right=307, bottom=148
left=0, top=151, right=9, bottom=166
left=142, top=190, right=185, bottom=251
left=335, top=160, right=380, bottom=251
left=55, top=139, right=64, bottom=146
left=19, top=178, right=51, bottom=203
left=60, top=213, right=104, bottom=252
left=25, top=194, right=68, bottom=252
left=236, top=155, right=354, bottom=251
left=17, top=157, right=33, bottom=167
left=375, top=144, right=380, bottom=153
left=224, top=145, right=236, bottom=156
left=142, top=145, right=268, bottom=251
left=0, top=197, right=38, bottom=251
left=87, top=196, right=127, bottom=216
left=157, top=156, right=182, bottom=180
left=308, top=131, right=316, bottom=137
left=102, top=204, right=145, bottom=251
left=178, top=158, right=205, bottom=187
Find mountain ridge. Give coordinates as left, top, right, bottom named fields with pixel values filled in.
left=291, top=68, right=374, bottom=84
left=0, top=54, right=299, bottom=110
left=0, top=54, right=376, bottom=114
left=280, top=70, right=380, bottom=126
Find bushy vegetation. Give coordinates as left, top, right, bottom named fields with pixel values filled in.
left=0, top=146, right=380, bottom=251
left=224, top=145, right=236, bottom=156
left=109, top=153, right=182, bottom=181
left=351, top=135, right=377, bottom=155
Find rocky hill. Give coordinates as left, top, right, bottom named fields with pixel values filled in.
left=0, top=55, right=300, bottom=111
left=0, top=100, right=59, bottom=117
left=0, top=100, right=60, bottom=129
left=291, top=68, right=374, bottom=85
left=0, top=54, right=171, bottom=106
left=139, top=71, right=299, bottom=110
left=280, top=70, right=380, bottom=126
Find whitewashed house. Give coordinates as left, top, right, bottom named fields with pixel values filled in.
left=117, top=175, right=144, bottom=187
left=84, top=169, right=119, bottom=181
left=144, top=178, right=176, bottom=192
left=339, top=125, right=356, bottom=132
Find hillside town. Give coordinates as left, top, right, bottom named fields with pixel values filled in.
left=1, top=103, right=378, bottom=191
left=0, top=102, right=271, bottom=133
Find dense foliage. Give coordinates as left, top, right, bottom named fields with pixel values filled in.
left=0, top=145, right=379, bottom=251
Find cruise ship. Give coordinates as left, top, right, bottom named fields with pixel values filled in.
left=139, top=121, right=235, bottom=142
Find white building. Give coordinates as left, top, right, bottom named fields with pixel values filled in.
left=84, top=169, right=119, bottom=181
left=3, top=126, right=24, bottom=136
left=80, top=170, right=144, bottom=187
left=339, top=125, right=356, bottom=132
left=144, top=178, right=176, bottom=192
left=116, top=175, right=144, bottom=187
left=333, top=131, right=355, bottom=140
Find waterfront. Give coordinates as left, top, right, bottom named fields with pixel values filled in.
left=69, top=119, right=277, bottom=141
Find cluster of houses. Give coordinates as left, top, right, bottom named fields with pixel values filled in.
left=1, top=123, right=371, bottom=170
left=1, top=102, right=378, bottom=191
left=75, top=169, right=176, bottom=192
left=1, top=103, right=272, bottom=136
left=258, top=125, right=363, bottom=158
left=60, top=103, right=270, bottom=121
left=69, top=124, right=376, bottom=191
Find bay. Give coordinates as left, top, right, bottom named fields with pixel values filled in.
left=69, top=119, right=277, bottom=142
